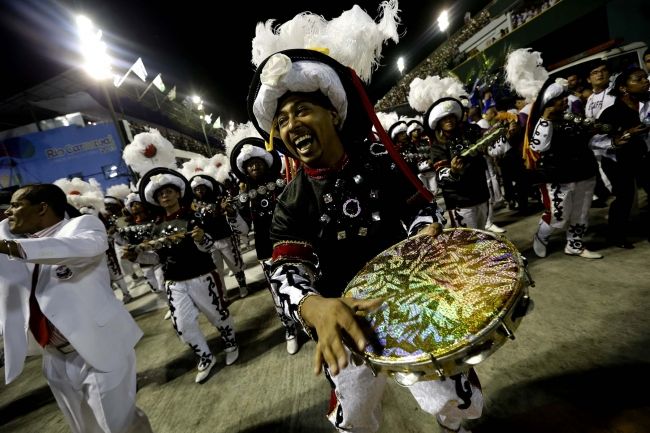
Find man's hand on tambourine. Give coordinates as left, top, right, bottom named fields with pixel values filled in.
left=416, top=222, right=443, bottom=238
left=300, top=295, right=384, bottom=376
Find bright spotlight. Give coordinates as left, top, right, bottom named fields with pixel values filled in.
left=76, top=15, right=112, bottom=80
left=437, top=10, right=449, bottom=33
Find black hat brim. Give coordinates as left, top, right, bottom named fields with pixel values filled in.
left=229, top=137, right=282, bottom=182
left=138, top=167, right=192, bottom=207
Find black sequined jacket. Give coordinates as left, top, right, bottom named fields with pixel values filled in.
left=430, top=124, right=490, bottom=209
left=270, top=140, right=443, bottom=299
left=152, top=207, right=216, bottom=282
left=530, top=118, right=598, bottom=184
left=239, top=176, right=286, bottom=260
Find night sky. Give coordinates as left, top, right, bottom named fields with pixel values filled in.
left=1, top=0, right=490, bottom=124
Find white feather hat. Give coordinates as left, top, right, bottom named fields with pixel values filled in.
left=205, top=153, right=231, bottom=184
left=124, top=191, right=141, bottom=209
left=406, top=117, right=424, bottom=135
left=235, top=144, right=274, bottom=174
left=141, top=170, right=187, bottom=207
left=504, top=48, right=549, bottom=103
left=248, top=1, right=401, bottom=141
left=54, top=177, right=105, bottom=215
left=407, top=75, right=468, bottom=114
left=223, top=122, right=273, bottom=172
left=375, top=111, right=400, bottom=133
left=106, top=183, right=131, bottom=201
left=180, top=157, right=210, bottom=181
left=424, top=98, right=464, bottom=131
left=122, top=128, right=176, bottom=176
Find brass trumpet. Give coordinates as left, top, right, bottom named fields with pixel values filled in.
left=458, top=124, right=509, bottom=158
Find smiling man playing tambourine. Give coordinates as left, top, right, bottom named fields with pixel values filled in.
left=246, top=2, right=483, bottom=432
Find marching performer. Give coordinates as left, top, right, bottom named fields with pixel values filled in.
left=408, top=76, right=491, bottom=229
left=189, top=173, right=250, bottom=299
left=123, top=129, right=240, bottom=383
left=119, top=191, right=170, bottom=319
left=226, top=123, right=299, bottom=354
left=246, top=3, right=482, bottom=432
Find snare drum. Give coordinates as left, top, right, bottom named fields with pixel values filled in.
left=343, top=227, right=533, bottom=385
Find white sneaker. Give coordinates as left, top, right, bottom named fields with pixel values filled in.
left=195, top=355, right=216, bottom=383
left=533, top=233, right=547, bottom=258
left=437, top=415, right=470, bottom=432
left=486, top=223, right=506, bottom=233
left=163, top=310, right=172, bottom=320
left=225, top=346, right=239, bottom=366
left=286, top=337, right=299, bottom=355
left=564, top=246, right=603, bottom=259
left=239, top=286, right=249, bottom=298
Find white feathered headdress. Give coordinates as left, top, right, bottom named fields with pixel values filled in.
left=224, top=122, right=263, bottom=159
left=504, top=48, right=549, bottom=103
left=54, top=177, right=105, bottom=215
left=375, top=111, right=400, bottom=133
left=105, top=184, right=131, bottom=203
left=180, top=157, right=210, bottom=181
left=407, top=75, right=468, bottom=114
left=250, top=1, right=401, bottom=135
left=205, top=153, right=231, bottom=184
left=122, top=128, right=176, bottom=176
left=124, top=191, right=141, bottom=210
left=251, top=1, right=400, bottom=81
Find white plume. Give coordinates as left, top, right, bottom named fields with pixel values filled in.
left=224, top=122, right=263, bottom=158
left=555, top=77, right=569, bottom=87
left=106, top=183, right=131, bottom=200
left=180, top=157, right=210, bottom=181
left=205, top=153, right=231, bottom=184
left=504, top=48, right=549, bottom=102
left=407, top=75, right=468, bottom=113
left=122, top=128, right=176, bottom=176
left=375, top=111, right=399, bottom=131
left=54, top=177, right=105, bottom=214
left=251, top=0, right=401, bottom=83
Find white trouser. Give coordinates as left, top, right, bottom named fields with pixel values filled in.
left=211, top=236, right=245, bottom=274
left=326, top=350, right=483, bottom=433
left=418, top=171, right=439, bottom=196
left=448, top=201, right=489, bottom=229
left=166, top=271, right=237, bottom=362
left=537, top=177, right=596, bottom=250
left=211, top=236, right=247, bottom=289
left=43, top=347, right=152, bottom=433
left=142, top=264, right=165, bottom=293
left=485, top=156, right=504, bottom=204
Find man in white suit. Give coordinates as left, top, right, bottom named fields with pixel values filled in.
left=0, top=183, right=152, bottom=433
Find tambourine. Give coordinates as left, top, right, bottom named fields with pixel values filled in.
left=343, top=228, right=533, bottom=386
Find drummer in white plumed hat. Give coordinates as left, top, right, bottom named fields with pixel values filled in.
left=245, top=2, right=481, bottom=432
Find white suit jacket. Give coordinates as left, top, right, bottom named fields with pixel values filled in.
left=0, top=215, right=143, bottom=384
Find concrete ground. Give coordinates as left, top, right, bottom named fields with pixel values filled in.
left=1, top=193, right=649, bottom=433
